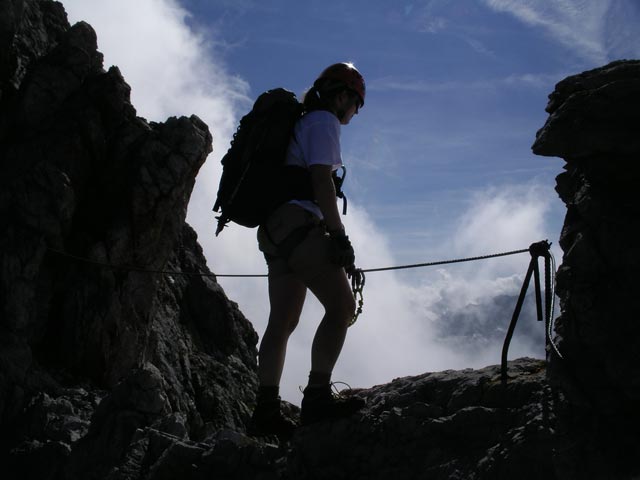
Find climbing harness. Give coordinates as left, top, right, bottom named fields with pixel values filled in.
left=500, top=240, right=562, bottom=386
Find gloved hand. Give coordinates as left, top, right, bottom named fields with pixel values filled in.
left=348, top=267, right=365, bottom=291
left=328, top=231, right=355, bottom=271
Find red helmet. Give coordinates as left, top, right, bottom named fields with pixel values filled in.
left=316, top=62, right=366, bottom=107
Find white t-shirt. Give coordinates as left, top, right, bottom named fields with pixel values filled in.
left=285, top=110, right=342, bottom=219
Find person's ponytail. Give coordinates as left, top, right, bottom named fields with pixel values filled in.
left=302, top=78, right=347, bottom=113
left=302, top=85, right=326, bottom=112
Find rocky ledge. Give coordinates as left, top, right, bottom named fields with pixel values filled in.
left=78, top=358, right=552, bottom=480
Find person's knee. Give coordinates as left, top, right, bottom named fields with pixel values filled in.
left=266, top=313, right=299, bottom=339
left=345, top=294, right=357, bottom=319
left=285, top=316, right=300, bottom=335
left=326, top=293, right=356, bottom=326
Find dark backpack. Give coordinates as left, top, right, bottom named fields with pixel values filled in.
left=213, top=88, right=314, bottom=236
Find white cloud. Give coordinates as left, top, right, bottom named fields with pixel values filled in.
left=451, top=183, right=554, bottom=264
left=63, top=0, right=258, bottom=310
left=481, top=0, right=640, bottom=64
left=464, top=36, right=496, bottom=58
left=503, top=72, right=567, bottom=89
left=370, top=71, right=563, bottom=94
left=418, top=16, right=449, bottom=34
left=64, top=0, right=249, bottom=129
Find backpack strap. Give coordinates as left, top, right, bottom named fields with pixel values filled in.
left=289, top=131, right=348, bottom=215
left=333, top=166, right=348, bottom=215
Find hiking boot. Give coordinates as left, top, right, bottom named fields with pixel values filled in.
left=248, top=399, right=297, bottom=441
left=300, top=385, right=366, bottom=426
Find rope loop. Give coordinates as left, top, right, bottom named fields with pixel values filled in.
left=528, top=239, right=552, bottom=259
left=348, top=268, right=366, bottom=326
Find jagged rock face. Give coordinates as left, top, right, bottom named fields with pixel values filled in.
left=63, top=359, right=554, bottom=480
left=290, top=359, right=555, bottom=480
left=533, top=60, right=640, bottom=159
left=0, top=0, right=69, bottom=102
left=533, top=59, right=640, bottom=478
left=0, top=1, right=258, bottom=478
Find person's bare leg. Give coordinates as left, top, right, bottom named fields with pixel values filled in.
left=251, top=274, right=306, bottom=438
left=300, top=266, right=363, bottom=425
left=305, top=266, right=356, bottom=376
left=258, top=273, right=307, bottom=387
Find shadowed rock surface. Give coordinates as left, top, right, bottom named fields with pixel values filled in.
left=533, top=59, right=640, bottom=479
left=1, top=1, right=639, bottom=479
left=1, top=1, right=257, bottom=479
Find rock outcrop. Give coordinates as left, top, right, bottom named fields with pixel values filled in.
left=2, top=1, right=640, bottom=479
left=1, top=1, right=258, bottom=479
left=70, top=358, right=553, bottom=480
left=533, top=59, right=640, bottom=479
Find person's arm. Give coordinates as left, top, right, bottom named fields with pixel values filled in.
left=311, top=164, right=355, bottom=270
left=310, top=164, right=343, bottom=233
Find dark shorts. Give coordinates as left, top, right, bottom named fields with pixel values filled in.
left=257, top=203, right=335, bottom=282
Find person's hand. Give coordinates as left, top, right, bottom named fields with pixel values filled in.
left=348, top=267, right=364, bottom=290
left=328, top=231, right=355, bottom=271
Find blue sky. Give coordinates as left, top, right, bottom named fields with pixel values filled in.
left=65, top=0, right=640, bottom=403
left=174, top=0, right=637, bottom=261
